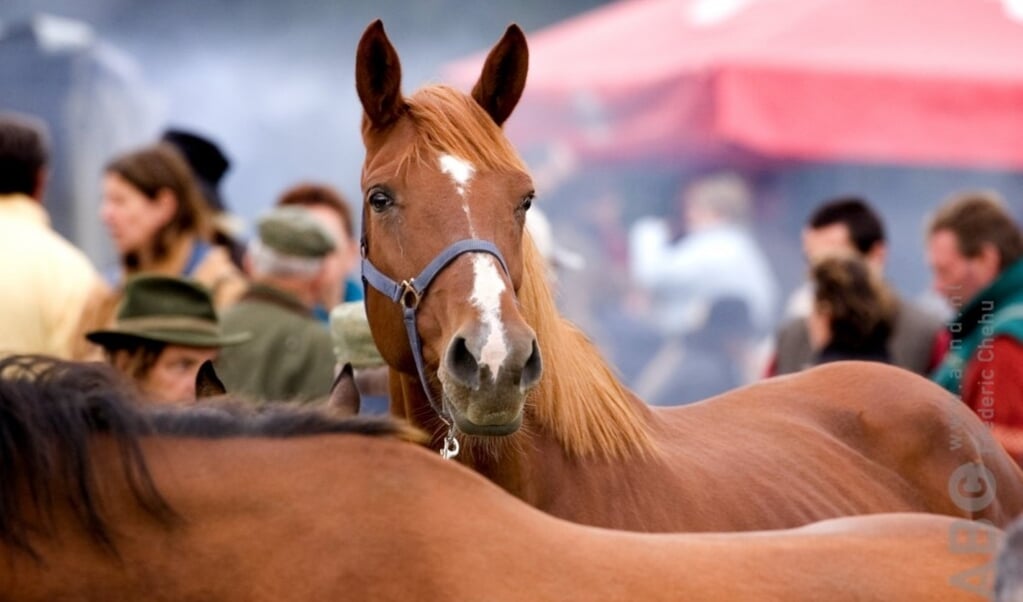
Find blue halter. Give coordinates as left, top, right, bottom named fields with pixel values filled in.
left=361, top=238, right=511, bottom=426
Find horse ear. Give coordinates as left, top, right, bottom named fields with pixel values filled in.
left=195, top=360, right=227, bottom=399
left=471, top=24, right=529, bottom=127
left=356, top=19, right=406, bottom=130
left=328, top=363, right=361, bottom=416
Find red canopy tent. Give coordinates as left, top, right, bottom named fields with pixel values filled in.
left=446, top=0, right=1023, bottom=170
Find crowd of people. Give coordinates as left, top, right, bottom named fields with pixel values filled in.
left=2, top=107, right=1023, bottom=464
left=0, top=110, right=370, bottom=408
left=616, top=174, right=1023, bottom=462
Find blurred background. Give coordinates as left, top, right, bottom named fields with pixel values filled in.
left=4, top=0, right=1023, bottom=402
left=0, top=0, right=611, bottom=261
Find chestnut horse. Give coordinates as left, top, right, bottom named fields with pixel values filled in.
left=354, top=20, right=1023, bottom=532
left=0, top=356, right=1001, bottom=600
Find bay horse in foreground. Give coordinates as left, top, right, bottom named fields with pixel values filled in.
left=355, top=20, right=1023, bottom=532
left=0, top=357, right=1001, bottom=600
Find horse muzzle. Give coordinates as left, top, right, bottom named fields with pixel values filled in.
left=439, top=327, right=542, bottom=436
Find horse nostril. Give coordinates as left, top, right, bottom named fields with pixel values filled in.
left=445, top=336, right=480, bottom=389
left=520, top=339, right=542, bottom=391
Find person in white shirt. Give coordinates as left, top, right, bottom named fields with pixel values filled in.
left=629, top=171, right=778, bottom=337
left=628, top=171, right=778, bottom=404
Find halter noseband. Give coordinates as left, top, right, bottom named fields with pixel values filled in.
left=361, top=238, right=511, bottom=455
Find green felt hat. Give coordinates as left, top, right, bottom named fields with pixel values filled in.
left=258, top=206, right=336, bottom=258
left=86, top=275, right=250, bottom=348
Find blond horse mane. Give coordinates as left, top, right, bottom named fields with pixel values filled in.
left=401, top=85, right=656, bottom=460
left=519, top=216, right=658, bottom=460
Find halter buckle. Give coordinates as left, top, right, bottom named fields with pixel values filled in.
left=399, top=279, right=421, bottom=310
left=440, top=426, right=460, bottom=460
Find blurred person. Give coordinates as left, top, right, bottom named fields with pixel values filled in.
left=525, top=205, right=584, bottom=286
left=276, top=182, right=362, bottom=322
left=768, top=197, right=943, bottom=376
left=629, top=171, right=778, bottom=337
left=161, top=127, right=248, bottom=269
left=0, top=111, right=106, bottom=358
left=216, top=207, right=337, bottom=403
left=637, top=296, right=756, bottom=406
left=555, top=178, right=651, bottom=383
left=807, top=252, right=896, bottom=365
left=330, top=301, right=389, bottom=414
left=100, top=143, right=248, bottom=307
left=85, top=274, right=249, bottom=404
left=629, top=171, right=777, bottom=402
left=928, top=191, right=1023, bottom=461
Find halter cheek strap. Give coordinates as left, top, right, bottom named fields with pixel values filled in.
left=361, top=239, right=511, bottom=432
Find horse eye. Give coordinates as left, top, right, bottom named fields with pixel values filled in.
left=368, top=190, right=394, bottom=212
left=519, top=193, right=534, bottom=212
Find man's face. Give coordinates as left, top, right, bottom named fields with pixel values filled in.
left=802, top=223, right=855, bottom=262
left=926, top=229, right=998, bottom=309
left=141, top=345, right=219, bottom=404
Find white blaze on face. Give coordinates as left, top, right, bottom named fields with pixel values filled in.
left=439, top=154, right=476, bottom=235
left=471, top=254, right=508, bottom=380
left=440, top=153, right=504, bottom=377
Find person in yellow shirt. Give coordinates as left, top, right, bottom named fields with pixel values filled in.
left=0, top=112, right=105, bottom=359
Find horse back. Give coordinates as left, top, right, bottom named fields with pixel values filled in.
left=671, top=362, right=1023, bottom=528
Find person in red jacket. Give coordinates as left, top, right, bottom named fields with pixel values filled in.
left=928, top=191, right=1023, bottom=463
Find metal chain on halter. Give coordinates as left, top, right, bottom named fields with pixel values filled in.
left=440, top=425, right=460, bottom=460
left=361, top=235, right=510, bottom=460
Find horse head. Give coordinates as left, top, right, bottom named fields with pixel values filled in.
left=355, top=20, right=541, bottom=436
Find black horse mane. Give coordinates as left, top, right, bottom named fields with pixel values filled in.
left=0, top=355, right=416, bottom=559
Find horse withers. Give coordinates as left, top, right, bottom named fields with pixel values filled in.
left=0, top=356, right=1002, bottom=601
left=354, top=19, right=1023, bottom=532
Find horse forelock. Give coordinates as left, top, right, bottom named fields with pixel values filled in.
left=395, top=86, right=528, bottom=175
left=518, top=236, right=658, bottom=461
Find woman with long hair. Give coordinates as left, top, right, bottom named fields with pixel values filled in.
left=807, top=251, right=896, bottom=365
left=73, top=143, right=247, bottom=360
left=100, top=143, right=246, bottom=304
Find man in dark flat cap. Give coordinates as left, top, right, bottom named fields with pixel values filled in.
left=215, top=206, right=338, bottom=403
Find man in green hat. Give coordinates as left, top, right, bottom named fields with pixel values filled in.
left=216, top=206, right=338, bottom=403
left=86, top=274, right=249, bottom=404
